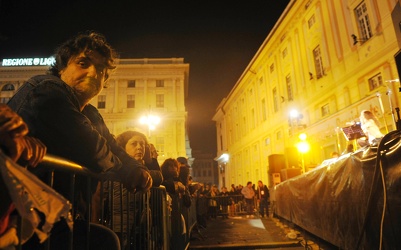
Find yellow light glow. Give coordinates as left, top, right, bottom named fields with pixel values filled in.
left=140, top=115, right=160, bottom=130
left=299, top=133, right=307, bottom=141
left=297, top=141, right=310, bottom=153
left=289, top=109, right=299, bottom=119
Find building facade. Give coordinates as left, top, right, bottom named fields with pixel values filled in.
left=213, top=0, right=401, bottom=188
left=191, top=150, right=218, bottom=186
left=0, top=57, right=191, bottom=165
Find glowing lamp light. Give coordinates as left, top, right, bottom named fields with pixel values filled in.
left=139, top=115, right=160, bottom=130
left=290, top=109, right=299, bottom=119
left=221, top=153, right=229, bottom=162
left=297, top=141, right=310, bottom=154
left=299, top=133, right=307, bottom=141
left=140, top=115, right=160, bottom=131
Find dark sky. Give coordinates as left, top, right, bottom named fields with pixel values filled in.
left=0, top=0, right=290, bottom=154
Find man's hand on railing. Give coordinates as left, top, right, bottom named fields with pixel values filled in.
left=20, top=136, right=47, bottom=168
left=0, top=104, right=47, bottom=167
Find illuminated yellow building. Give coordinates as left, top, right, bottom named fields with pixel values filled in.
left=213, top=0, right=401, bottom=187
left=0, top=58, right=191, bottom=165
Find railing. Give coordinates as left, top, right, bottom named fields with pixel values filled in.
left=7, top=154, right=197, bottom=250
left=204, top=195, right=247, bottom=217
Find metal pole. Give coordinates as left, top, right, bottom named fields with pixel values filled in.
left=376, top=92, right=389, bottom=133
left=386, top=87, right=396, bottom=131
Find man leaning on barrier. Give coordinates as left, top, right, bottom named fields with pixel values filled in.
left=7, top=31, right=152, bottom=249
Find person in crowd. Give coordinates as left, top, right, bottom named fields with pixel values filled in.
left=207, top=184, right=219, bottom=219
left=0, top=104, right=47, bottom=249
left=219, top=187, right=230, bottom=219
left=109, top=130, right=162, bottom=248
left=229, top=184, right=237, bottom=195
left=256, top=180, right=270, bottom=218
left=202, top=184, right=211, bottom=196
left=359, top=110, right=384, bottom=145
left=331, top=152, right=339, bottom=158
left=177, top=156, right=190, bottom=187
left=196, top=183, right=208, bottom=228
left=346, top=144, right=354, bottom=153
left=160, top=158, right=188, bottom=249
left=161, top=158, right=185, bottom=195
left=241, top=181, right=255, bottom=218
left=7, top=31, right=152, bottom=249
left=116, top=131, right=163, bottom=186
left=145, top=143, right=161, bottom=173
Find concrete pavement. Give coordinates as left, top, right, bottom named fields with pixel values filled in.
left=188, top=214, right=337, bottom=250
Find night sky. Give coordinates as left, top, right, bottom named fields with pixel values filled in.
left=0, top=0, right=290, bottom=154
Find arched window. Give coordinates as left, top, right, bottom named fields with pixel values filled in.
left=2, top=84, right=15, bottom=91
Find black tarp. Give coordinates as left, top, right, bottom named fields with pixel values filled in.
left=274, top=130, right=401, bottom=249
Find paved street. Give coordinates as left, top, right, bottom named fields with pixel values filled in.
left=189, top=215, right=338, bottom=250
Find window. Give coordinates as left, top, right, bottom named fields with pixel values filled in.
left=261, top=98, right=267, bottom=121
left=127, top=95, right=135, bottom=108
left=276, top=130, right=282, bottom=140
left=308, top=15, right=315, bottom=28
left=0, top=97, right=10, bottom=103
left=156, top=80, right=164, bottom=87
left=368, top=73, right=383, bottom=91
left=127, top=80, right=136, bottom=88
left=1, top=84, right=15, bottom=91
left=155, top=137, right=164, bottom=155
left=286, top=75, right=293, bottom=101
left=98, top=95, right=106, bottom=109
left=355, top=1, right=372, bottom=41
left=321, top=103, right=330, bottom=117
left=259, top=77, right=264, bottom=85
left=273, top=87, right=278, bottom=112
left=282, top=48, right=288, bottom=58
left=313, top=46, right=324, bottom=78
left=270, top=63, right=275, bottom=73
left=156, top=94, right=164, bottom=107
left=250, top=108, right=255, bottom=130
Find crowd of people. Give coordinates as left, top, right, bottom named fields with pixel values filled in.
left=186, top=180, right=271, bottom=229
left=0, top=30, right=200, bottom=250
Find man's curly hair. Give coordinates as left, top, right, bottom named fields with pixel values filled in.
left=48, top=31, right=118, bottom=84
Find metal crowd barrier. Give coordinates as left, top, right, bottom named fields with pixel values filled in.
left=10, top=154, right=197, bottom=250
left=204, top=195, right=246, bottom=216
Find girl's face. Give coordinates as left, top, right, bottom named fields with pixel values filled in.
left=168, top=161, right=179, bottom=178
left=125, top=135, right=146, bottom=161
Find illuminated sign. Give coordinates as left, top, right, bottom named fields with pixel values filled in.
left=2, top=57, right=55, bottom=67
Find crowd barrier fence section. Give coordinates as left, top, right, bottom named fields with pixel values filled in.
left=12, top=154, right=196, bottom=250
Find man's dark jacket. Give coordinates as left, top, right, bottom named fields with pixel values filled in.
left=7, top=75, right=146, bottom=201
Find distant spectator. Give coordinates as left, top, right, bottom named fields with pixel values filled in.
left=219, top=187, right=230, bottom=219
left=207, top=185, right=219, bottom=219
left=177, top=156, right=190, bottom=187
left=256, top=180, right=270, bottom=218
left=241, top=181, right=255, bottom=218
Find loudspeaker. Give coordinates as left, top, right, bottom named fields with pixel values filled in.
left=280, top=168, right=302, bottom=181
left=285, top=147, right=299, bottom=168
left=268, top=154, right=286, bottom=174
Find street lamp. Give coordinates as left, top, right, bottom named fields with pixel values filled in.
left=289, top=109, right=303, bottom=136
left=296, top=133, right=310, bottom=173
left=140, top=114, right=160, bottom=138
